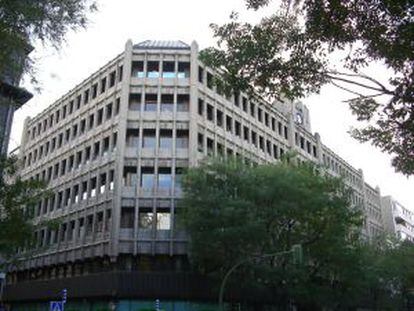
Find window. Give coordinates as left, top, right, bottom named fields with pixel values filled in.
left=76, top=151, right=82, bottom=168
left=175, top=167, right=184, bottom=194
left=60, top=159, right=66, bottom=176
left=84, top=146, right=91, bottom=164
left=157, top=210, right=171, bottom=230
left=131, top=61, right=144, bottom=78
left=258, top=108, right=263, bottom=122
left=216, top=109, right=223, bottom=127
left=158, top=167, right=172, bottom=190
left=58, top=133, right=63, bottom=148
left=99, top=173, right=106, bottom=194
left=92, top=83, right=98, bottom=99
left=115, top=98, right=120, bottom=115
left=109, top=71, right=116, bottom=87
left=65, top=128, right=70, bottom=142
left=250, top=103, right=255, bottom=117
left=100, top=77, right=106, bottom=94
left=80, top=119, right=86, bottom=134
left=112, top=132, right=117, bottom=150
left=142, top=129, right=156, bottom=148
left=177, top=62, right=190, bottom=78
left=123, top=166, right=137, bottom=187
left=207, top=137, right=214, bottom=155
left=68, top=155, right=74, bottom=171
left=102, top=137, right=110, bottom=156
left=207, top=72, right=214, bottom=89
left=97, top=108, right=103, bottom=125
left=198, top=66, right=204, bottom=83
left=162, top=61, right=175, bottom=78
left=177, top=94, right=189, bottom=112
left=226, top=116, right=232, bottom=132
left=198, top=99, right=204, bottom=116
left=109, top=170, right=114, bottom=190
left=244, top=126, right=249, bottom=142
left=93, top=141, right=100, bottom=160
left=147, top=61, right=159, bottom=78
left=235, top=121, right=241, bottom=137
left=139, top=209, right=153, bottom=229
left=176, top=130, right=189, bottom=149
left=126, top=129, right=140, bottom=147
left=90, top=177, right=97, bottom=197
left=84, top=89, right=89, bottom=104
left=141, top=167, right=154, bottom=189
left=161, top=94, right=174, bottom=112
left=121, top=207, right=135, bottom=229
left=144, top=94, right=157, bottom=111
left=76, top=95, right=82, bottom=109
left=129, top=93, right=141, bottom=111
left=207, top=104, right=214, bottom=121
left=198, top=133, right=204, bottom=152
left=88, top=114, right=94, bottom=130
left=72, top=124, right=78, bottom=138
left=64, top=188, right=71, bottom=206
left=159, top=129, right=173, bottom=149
left=118, top=65, right=123, bottom=81
left=106, top=102, right=113, bottom=119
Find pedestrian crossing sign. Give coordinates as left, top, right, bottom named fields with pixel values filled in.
left=50, top=301, right=64, bottom=311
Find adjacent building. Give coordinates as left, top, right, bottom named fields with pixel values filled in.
left=4, top=40, right=387, bottom=309
left=0, top=47, right=32, bottom=155
left=381, top=196, right=414, bottom=241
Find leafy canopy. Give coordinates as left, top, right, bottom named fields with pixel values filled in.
left=201, top=0, right=414, bottom=175
left=181, top=159, right=371, bottom=309
left=0, top=156, right=48, bottom=267
left=0, top=0, right=97, bottom=78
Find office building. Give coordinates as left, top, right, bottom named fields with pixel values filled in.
left=4, top=40, right=386, bottom=309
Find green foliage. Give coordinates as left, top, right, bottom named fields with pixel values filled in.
left=182, top=158, right=374, bottom=309
left=0, top=0, right=97, bottom=78
left=203, top=0, right=414, bottom=175
left=0, top=156, right=49, bottom=266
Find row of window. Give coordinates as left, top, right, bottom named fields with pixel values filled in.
left=131, top=61, right=190, bottom=79
left=123, top=166, right=183, bottom=192
left=120, top=207, right=172, bottom=230
left=294, top=132, right=318, bottom=157
left=35, top=170, right=115, bottom=217
left=198, top=98, right=289, bottom=141
left=28, top=65, right=123, bottom=140
left=197, top=132, right=286, bottom=162
left=28, top=133, right=117, bottom=182
left=129, top=93, right=189, bottom=112
left=24, top=101, right=119, bottom=168
left=126, top=128, right=189, bottom=149
left=34, top=209, right=112, bottom=248
left=322, top=153, right=361, bottom=187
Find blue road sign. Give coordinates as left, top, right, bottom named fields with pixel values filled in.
left=50, top=301, right=64, bottom=311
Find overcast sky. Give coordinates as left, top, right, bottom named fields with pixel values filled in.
left=10, top=0, right=413, bottom=209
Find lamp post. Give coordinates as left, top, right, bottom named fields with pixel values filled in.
left=218, top=244, right=302, bottom=311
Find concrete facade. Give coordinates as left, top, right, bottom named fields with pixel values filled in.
left=10, top=40, right=386, bottom=286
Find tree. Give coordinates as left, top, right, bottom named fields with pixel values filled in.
left=201, top=0, right=414, bottom=175
left=0, top=156, right=48, bottom=267
left=0, top=0, right=97, bottom=78
left=181, top=159, right=373, bottom=309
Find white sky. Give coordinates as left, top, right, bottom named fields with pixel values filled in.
left=10, top=0, right=413, bottom=209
